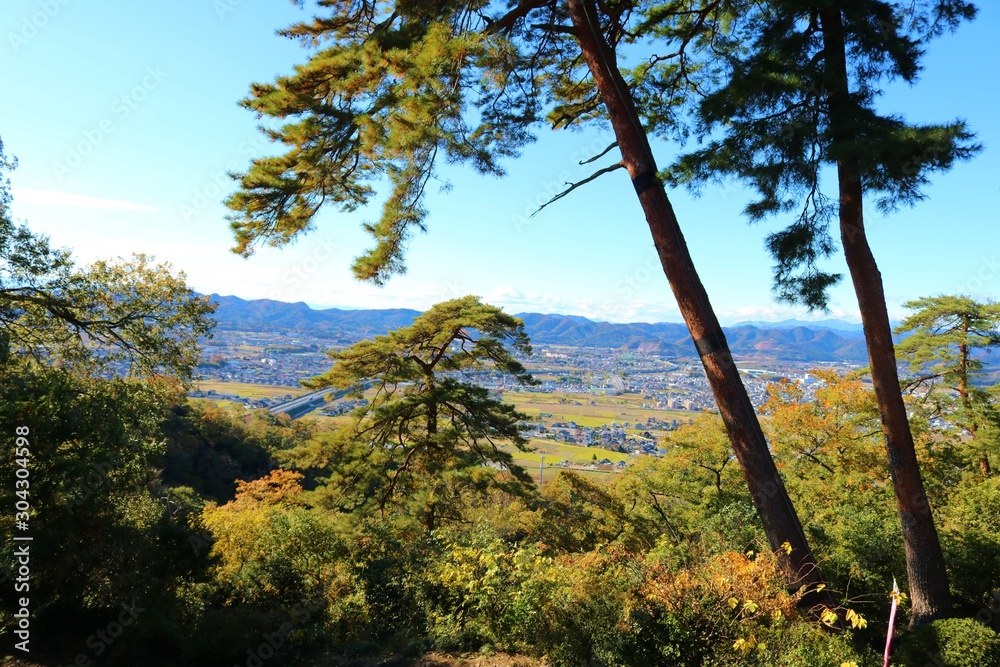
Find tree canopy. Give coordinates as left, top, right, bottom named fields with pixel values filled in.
left=896, top=295, right=1000, bottom=395
left=896, top=295, right=1000, bottom=475
left=1, top=139, right=216, bottom=380
left=223, top=0, right=841, bottom=606
left=658, top=0, right=980, bottom=309
left=643, top=0, right=981, bottom=625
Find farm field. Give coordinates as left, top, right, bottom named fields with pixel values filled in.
left=505, top=438, right=629, bottom=466
left=504, top=390, right=693, bottom=429
left=193, top=380, right=309, bottom=400
left=501, top=439, right=631, bottom=484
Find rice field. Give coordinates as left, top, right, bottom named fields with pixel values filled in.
left=193, top=381, right=309, bottom=400
left=504, top=390, right=692, bottom=428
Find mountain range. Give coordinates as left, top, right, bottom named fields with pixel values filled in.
left=734, top=318, right=867, bottom=333
left=208, top=295, right=871, bottom=363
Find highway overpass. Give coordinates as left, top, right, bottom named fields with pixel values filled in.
left=268, top=382, right=375, bottom=420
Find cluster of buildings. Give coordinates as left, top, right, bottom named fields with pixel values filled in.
left=523, top=417, right=674, bottom=455
left=194, top=335, right=864, bottom=458
left=197, top=333, right=333, bottom=386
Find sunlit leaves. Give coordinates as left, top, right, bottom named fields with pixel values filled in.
left=845, top=607, right=867, bottom=629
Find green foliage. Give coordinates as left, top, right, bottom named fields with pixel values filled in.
left=203, top=470, right=344, bottom=607
left=9, top=344, right=1000, bottom=664
left=0, top=361, right=203, bottom=663
left=895, top=295, right=1000, bottom=472
left=658, top=413, right=744, bottom=503
left=651, top=2, right=981, bottom=309
left=735, top=622, right=880, bottom=667
left=896, top=296, right=1000, bottom=385
left=938, top=477, right=1000, bottom=616
left=0, top=138, right=215, bottom=379
left=422, top=530, right=876, bottom=667
left=894, top=618, right=1000, bottom=667
left=224, top=4, right=548, bottom=281
left=162, top=401, right=312, bottom=502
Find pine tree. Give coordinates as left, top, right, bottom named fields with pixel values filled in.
left=658, top=0, right=981, bottom=625
left=896, top=295, right=1000, bottom=475
left=294, top=296, right=537, bottom=529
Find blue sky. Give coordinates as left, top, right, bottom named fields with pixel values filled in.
left=2, top=1, right=998, bottom=324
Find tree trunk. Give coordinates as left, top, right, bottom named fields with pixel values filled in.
left=426, top=372, right=438, bottom=439
left=820, top=8, right=951, bottom=627
left=958, top=331, right=978, bottom=437
left=567, top=0, right=835, bottom=611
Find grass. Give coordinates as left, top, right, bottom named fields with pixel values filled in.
left=500, top=439, right=632, bottom=483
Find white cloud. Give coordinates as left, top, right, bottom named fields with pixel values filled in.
left=11, top=189, right=156, bottom=212
left=714, top=303, right=862, bottom=325
left=479, top=287, right=682, bottom=323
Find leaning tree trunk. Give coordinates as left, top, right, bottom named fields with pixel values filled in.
left=567, top=0, right=835, bottom=612
left=820, top=8, right=951, bottom=627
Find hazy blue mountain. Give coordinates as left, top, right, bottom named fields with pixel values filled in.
left=209, top=295, right=420, bottom=337
left=209, top=295, right=870, bottom=362
left=734, top=318, right=867, bottom=333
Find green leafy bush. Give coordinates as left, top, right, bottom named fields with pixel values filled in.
left=893, top=618, right=1000, bottom=667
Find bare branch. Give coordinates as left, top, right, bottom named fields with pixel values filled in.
left=579, top=141, right=618, bottom=165
left=531, top=161, right=624, bottom=217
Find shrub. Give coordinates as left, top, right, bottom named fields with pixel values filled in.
left=893, top=618, right=1000, bottom=667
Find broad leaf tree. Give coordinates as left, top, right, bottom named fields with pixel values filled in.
left=226, top=0, right=834, bottom=607
left=0, top=139, right=215, bottom=380
left=293, top=296, right=537, bottom=530
left=656, top=0, right=981, bottom=625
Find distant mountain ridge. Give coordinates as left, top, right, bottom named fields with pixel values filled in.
left=209, top=294, right=870, bottom=363
left=735, top=318, right=867, bottom=333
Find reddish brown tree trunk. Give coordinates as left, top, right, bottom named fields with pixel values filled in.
left=820, top=8, right=951, bottom=627
left=567, top=0, right=834, bottom=611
